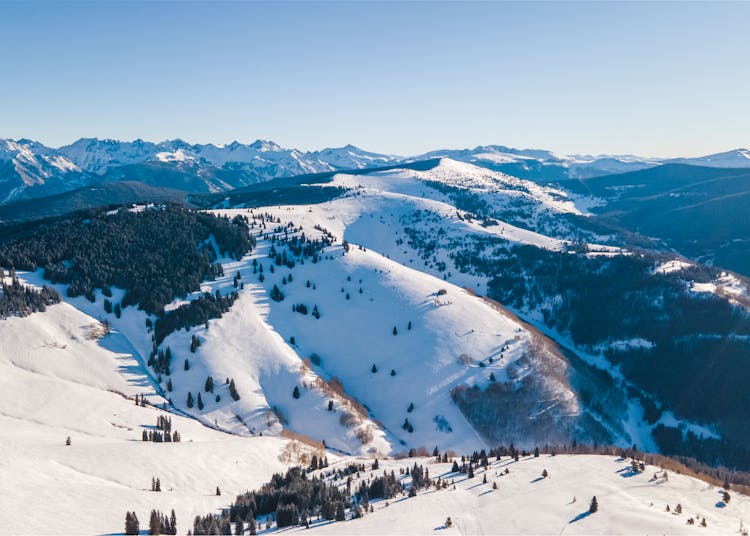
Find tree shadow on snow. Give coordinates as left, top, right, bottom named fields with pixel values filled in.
left=569, top=511, right=591, bottom=524
left=530, top=476, right=544, bottom=483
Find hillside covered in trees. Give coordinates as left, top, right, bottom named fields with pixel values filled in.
left=0, top=267, right=61, bottom=318
left=0, top=205, right=253, bottom=315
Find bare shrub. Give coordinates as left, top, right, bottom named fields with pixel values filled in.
left=354, top=427, right=374, bottom=445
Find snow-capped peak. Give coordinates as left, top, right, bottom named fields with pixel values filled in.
left=666, top=148, right=750, bottom=168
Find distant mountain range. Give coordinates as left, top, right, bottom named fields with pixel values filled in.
left=2, top=137, right=750, bottom=204
left=0, top=138, right=401, bottom=204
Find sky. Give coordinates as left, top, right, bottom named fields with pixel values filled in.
left=1, top=1, right=749, bottom=157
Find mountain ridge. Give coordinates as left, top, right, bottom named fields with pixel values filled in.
left=3, top=136, right=750, bottom=205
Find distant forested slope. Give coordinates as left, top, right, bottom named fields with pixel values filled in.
left=0, top=205, right=253, bottom=314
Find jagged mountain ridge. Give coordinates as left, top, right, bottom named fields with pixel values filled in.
left=0, top=138, right=403, bottom=204
left=4, top=136, right=750, bottom=205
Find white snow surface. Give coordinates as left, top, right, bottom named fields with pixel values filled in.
left=0, top=300, right=296, bottom=535
left=4, top=152, right=750, bottom=533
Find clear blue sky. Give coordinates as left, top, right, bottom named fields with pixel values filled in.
left=1, top=1, right=748, bottom=157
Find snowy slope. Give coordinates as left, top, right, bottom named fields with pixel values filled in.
left=1, top=303, right=745, bottom=535
left=666, top=148, right=750, bottom=168
left=297, top=454, right=750, bottom=535
left=6, top=155, right=750, bottom=534
left=416, top=145, right=659, bottom=180
left=0, top=300, right=298, bottom=535
left=9, top=161, right=595, bottom=457
left=0, top=139, right=85, bottom=203
left=149, top=203, right=581, bottom=455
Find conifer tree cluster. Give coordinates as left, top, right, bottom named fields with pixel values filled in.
left=308, top=454, right=330, bottom=472
left=124, top=512, right=139, bottom=535
left=148, top=346, right=172, bottom=376
left=142, top=415, right=181, bottom=443
left=194, top=465, right=353, bottom=533
left=154, top=290, right=239, bottom=344
left=148, top=509, right=176, bottom=535
left=0, top=206, right=253, bottom=315
left=0, top=268, right=61, bottom=318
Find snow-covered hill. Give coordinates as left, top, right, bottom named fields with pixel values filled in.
left=1, top=300, right=747, bottom=535
left=415, top=145, right=660, bottom=181
left=5, top=158, right=633, bottom=457
left=303, top=453, right=750, bottom=535
left=665, top=148, right=750, bottom=168
left=0, top=298, right=297, bottom=534
left=4, top=156, right=750, bottom=534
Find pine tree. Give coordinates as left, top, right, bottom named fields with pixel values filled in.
left=335, top=502, right=346, bottom=521
left=187, top=392, right=194, bottom=408
left=229, top=378, right=240, bottom=401
left=125, top=512, right=140, bottom=535
left=149, top=509, right=161, bottom=535
left=234, top=518, right=244, bottom=535
left=589, top=496, right=598, bottom=513
left=371, top=364, right=377, bottom=373
left=216, top=486, right=221, bottom=496
left=292, top=385, right=300, bottom=399
left=328, top=400, right=334, bottom=411
left=197, top=393, right=204, bottom=410
left=270, top=284, right=284, bottom=302
left=392, top=326, right=398, bottom=335
left=205, top=376, right=214, bottom=393
left=184, top=358, right=190, bottom=371
left=167, top=378, right=173, bottom=392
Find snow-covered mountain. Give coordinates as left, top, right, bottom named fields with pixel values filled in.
left=416, top=145, right=661, bottom=181
left=664, top=148, right=750, bottom=168
left=5, top=156, right=750, bottom=533
left=0, top=138, right=403, bottom=204
left=4, top=136, right=750, bottom=206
